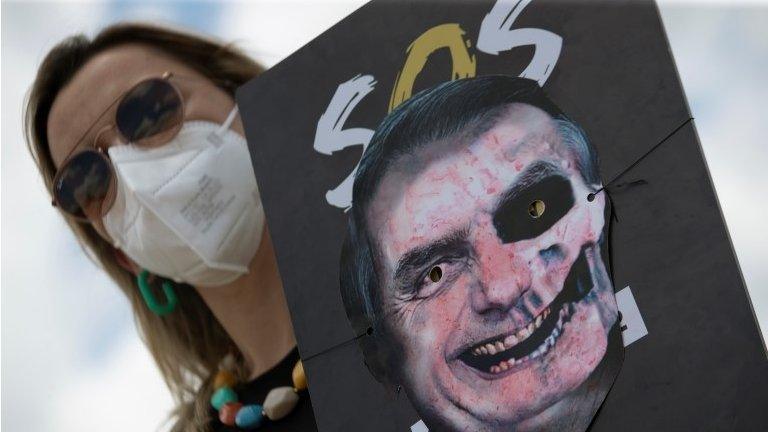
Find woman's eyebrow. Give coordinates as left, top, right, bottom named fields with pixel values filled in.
left=392, top=225, right=471, bottom=285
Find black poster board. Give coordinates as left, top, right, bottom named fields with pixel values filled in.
left=236, top=1, right=768, bottom=430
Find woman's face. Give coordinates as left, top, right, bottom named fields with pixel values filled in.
left=47, top=43, right=243, bottom=247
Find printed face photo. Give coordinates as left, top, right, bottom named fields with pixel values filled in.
left=341, top=77, right=622, bottom=432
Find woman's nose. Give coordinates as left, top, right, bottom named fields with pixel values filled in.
left=95, top=124, right=123, bottom=150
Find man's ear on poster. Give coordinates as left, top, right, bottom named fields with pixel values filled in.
left=339, top=210, right=397, bottom=385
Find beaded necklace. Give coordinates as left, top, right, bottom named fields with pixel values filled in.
left=210, top=354, right=307, bottom=429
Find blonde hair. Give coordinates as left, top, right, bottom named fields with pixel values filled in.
left=24, top=23, right=264, bottom=431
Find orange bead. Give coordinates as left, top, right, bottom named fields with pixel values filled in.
left=219, top=402, right=242, bottom=426
left=292, top=360, right=307, bottom=391
left=213, top=370, right=237, bottom=389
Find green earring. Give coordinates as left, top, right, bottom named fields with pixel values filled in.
left=137, top=270, right=178, bottom=316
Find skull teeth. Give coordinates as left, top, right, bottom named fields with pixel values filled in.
left=472, top=306, right=552, bottom=356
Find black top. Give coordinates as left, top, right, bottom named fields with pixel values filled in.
left=210, top=348, right=317, bottom=431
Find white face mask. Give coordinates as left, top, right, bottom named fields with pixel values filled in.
left=103, top=107, right=265, bottom=287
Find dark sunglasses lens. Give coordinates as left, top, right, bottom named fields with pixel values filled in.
left=54, top=151, right=112, bottom=218
left=116, top=79, right=182, bottom=142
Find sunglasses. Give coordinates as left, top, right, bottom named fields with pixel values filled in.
left=51, top=72, right=188, bottom=221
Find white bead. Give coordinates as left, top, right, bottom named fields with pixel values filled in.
left=218, top=354, right=237, bottom=371
left=263, top=386, right=299, bottom=420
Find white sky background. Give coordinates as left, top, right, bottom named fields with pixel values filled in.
left=1, top=1, right=766, bottom=431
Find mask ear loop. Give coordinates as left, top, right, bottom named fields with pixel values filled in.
left=208, top=106, right=240, bottom=148
left=217, top=105, right=239, bottom=134
left=138, top=270, right=178, bottom=316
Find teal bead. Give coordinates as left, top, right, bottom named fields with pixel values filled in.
left=235, top=404, right=264, bottom=429
left=210, top=387, right=238, bottom=410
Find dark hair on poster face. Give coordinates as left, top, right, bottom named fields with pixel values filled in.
left=340, top=75, right=600, bottom=382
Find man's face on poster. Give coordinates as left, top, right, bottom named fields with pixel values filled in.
left=366, top=104, right=620, bottom=431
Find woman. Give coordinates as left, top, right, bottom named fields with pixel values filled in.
left=25, top=23, right=314, bottom=431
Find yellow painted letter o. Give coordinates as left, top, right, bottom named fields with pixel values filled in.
left=388, top=23, right=477, bottom=112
